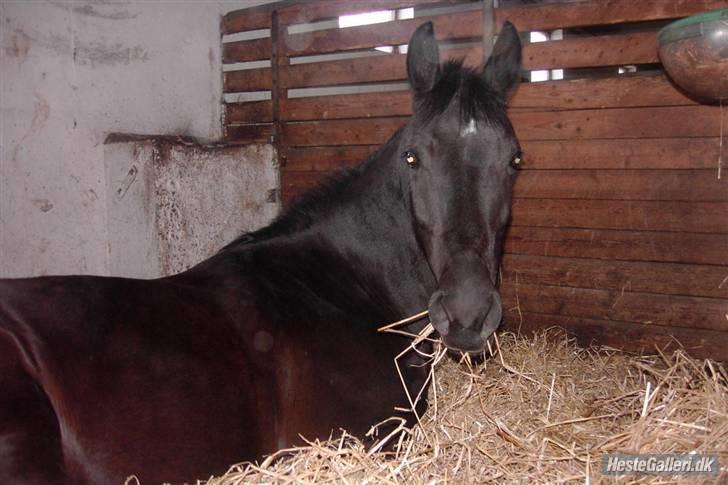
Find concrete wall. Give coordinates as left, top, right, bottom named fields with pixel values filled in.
left=0, top=1, right=280, bottom=278
left=105, top=139, right=278, bottom=278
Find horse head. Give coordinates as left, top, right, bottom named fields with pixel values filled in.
left=401, top=21, right=522, bottom=353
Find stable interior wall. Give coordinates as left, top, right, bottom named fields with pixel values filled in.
left=0, top=0, right=280, bottom=278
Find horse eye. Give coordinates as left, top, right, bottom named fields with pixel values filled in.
left=510, top=156, right=522, bottom=170
left=402, top=151, right=418, bottom=167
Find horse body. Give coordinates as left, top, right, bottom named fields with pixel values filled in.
left=0, top=216, right=432, bottom=484
left=0, top=133, right=434, bottom=484
left=0, top=22, right=522, bottom=484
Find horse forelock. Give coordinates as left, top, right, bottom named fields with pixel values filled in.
left=417, top=60, right=509, bottom=128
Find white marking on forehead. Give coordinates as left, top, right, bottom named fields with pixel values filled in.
left=461, top=118, right=477, bottom=136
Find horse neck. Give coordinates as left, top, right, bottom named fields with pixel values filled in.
left=255, top=141, right=435, bottom=324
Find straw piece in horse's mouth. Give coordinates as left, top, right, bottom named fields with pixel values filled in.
left=377, top=309, right=429, bottom=333
left=372, top=310, right=500, bottom=454
left=377, top=309, right=499, bottom=355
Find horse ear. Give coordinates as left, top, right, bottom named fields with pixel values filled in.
left=482, top=22, right=522, bottom=98
left=407, top=22, right=440, bottom=93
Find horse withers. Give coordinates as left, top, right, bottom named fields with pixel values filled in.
left=0, top=21, right=522, bottom=484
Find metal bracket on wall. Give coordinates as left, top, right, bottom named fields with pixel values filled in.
left=115, top=165, right=138, bottom=202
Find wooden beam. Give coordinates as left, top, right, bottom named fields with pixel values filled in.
left=279, top=138, right=721, bottom=171
left=495, top=0, right=727, bottom=34
left=223, top=68, right=272, bottom=92
left=482, top=0, right=494, bottom=62
left=513, top=170, right=727, bottom=202
left=280, top=46, right=478, bottom=89
left=274, top=0, right=724, bottom=53
left=523, top=31, right=658, bottom=71
left=271, top=10, right=282, bottom=148
left=281, top=31, right=666, bottom=88
left=505, top=226, right=728, bottom=266
left=277, top=0, right=465, bottom=26
left=280, top=117, right=406, bottom=146
left=281, top=10, right=480, bottom=56
left=511, top=74, right=696, bottom=111
left=279, top=169, right=727, bottom=204
left=280, top=91, right=411, bottom=121
left=500, top=283, right=728, bottom=332
left=280, top=170, right=333, bottom=205
left=224, top=123, right=273, bottom=144
left=225, top=101, right=273, bottom=124
left=222, top=4, right=274, bottom=34
left=520, top=138, right=721, bottom=170
left=278, top=75, right=698, bottom=121
left=511, top=199, right=728, bottom=234
left=511, top=105, right=727, bottom=140
left=222, top=38, right=272, bottom=63
left=278, top=105, right=726, bottom=147
left=502, top=254, right=728, bottom=299
left=500, top=313, right=728, bottom=363
left=280, top=145, right=379, bottom=171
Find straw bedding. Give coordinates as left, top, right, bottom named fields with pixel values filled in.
left=203, top=329, right=727, bottom=484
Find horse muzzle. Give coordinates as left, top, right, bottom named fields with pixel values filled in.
left=426, top=252, right=503, bottom=353
left=428, top=289, right=502, bottom=353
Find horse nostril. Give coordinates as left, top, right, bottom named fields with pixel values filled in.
left=427, top=291, right=451, bottom=336
left=431, top=301, right=451, bottom=336
left=481, top=292, right=503, bottom=337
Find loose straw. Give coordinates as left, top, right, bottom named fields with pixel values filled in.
left=203, top=330, right=728, bottom=485
left=377, top=310, right=429, bottom=333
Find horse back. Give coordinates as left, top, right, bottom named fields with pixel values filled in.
left=0, top=273, right=266, bottom=484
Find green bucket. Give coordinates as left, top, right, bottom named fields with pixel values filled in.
left=657, top=8, right=728, bottom=101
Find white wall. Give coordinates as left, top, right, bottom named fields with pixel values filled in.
left=0, top=0, right=279, bottom=278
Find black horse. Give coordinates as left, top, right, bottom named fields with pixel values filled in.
left=0, top=22, right=522, bottom=484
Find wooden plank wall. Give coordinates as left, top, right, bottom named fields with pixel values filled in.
left=222, top=2, right=276, bottom=143
left=222, top=0, right=728, bottom=360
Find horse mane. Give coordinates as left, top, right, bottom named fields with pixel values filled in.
left=221, top=131, right=404, bottom=251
